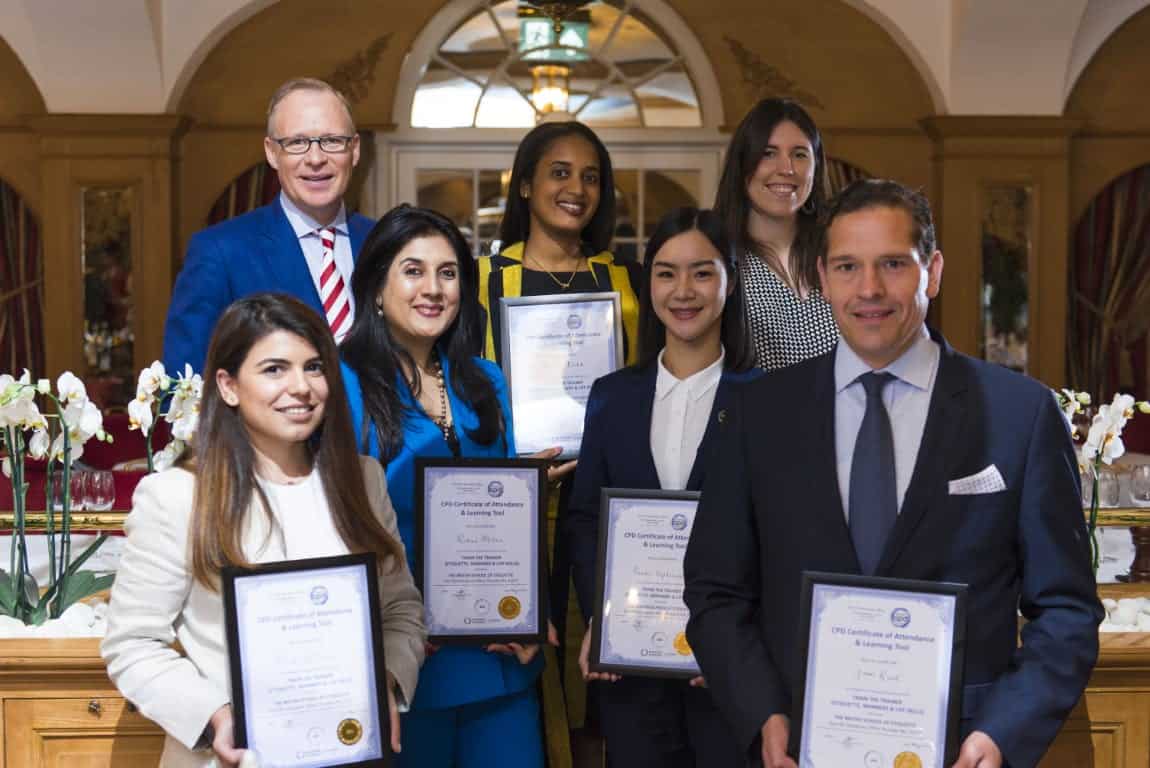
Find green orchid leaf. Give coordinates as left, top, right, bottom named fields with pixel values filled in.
left=0, top=573, right=16, bottom=616
left=20, top=572, right=39, bottom=610
left=62, top=535, right=110, bottom=577
left=57, top=570, right=116, bottom=614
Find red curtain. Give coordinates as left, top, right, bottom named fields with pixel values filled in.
left=207, top=162, right=282, bottom=226
left=0, top=178, right=43, bottom=375
left=1069, top=164, right=1150, bottom=402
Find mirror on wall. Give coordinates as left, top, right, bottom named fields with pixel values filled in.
left=980, top=185, right=1030, bottom=373
left=81, top=186, right=135, bottom=407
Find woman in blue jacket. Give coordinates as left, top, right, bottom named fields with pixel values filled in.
left=567, top=207, right=761, bottom=767
left=340, top=204, right=544, bottom=768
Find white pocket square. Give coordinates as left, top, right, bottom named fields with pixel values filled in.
left=948, top=465, right=1006, bottom=495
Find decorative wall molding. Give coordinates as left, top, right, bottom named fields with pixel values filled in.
left=723, top=36, right=824, bottom=111
left=327, top=33, right=392, bottom=105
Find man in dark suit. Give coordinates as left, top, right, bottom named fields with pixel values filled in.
left=162, top=77, right=373, bottom=373
left=684, top=179, right=1102, bottom=768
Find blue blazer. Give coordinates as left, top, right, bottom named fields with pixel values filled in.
left=342, top=355, right=543, bottom=711
left=567, top=362, right=764, bottom=621
left=684, top=330, right=1103, bottom=765
left=163, top=201, right=374, bottom=374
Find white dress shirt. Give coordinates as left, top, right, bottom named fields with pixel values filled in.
left=258, top=470, right=348, bottom=559
left=279, top=192, right=356, bottom=317
left=834, top=327, right=940, bottom=522
left=650, top=348, right=725, bottom=491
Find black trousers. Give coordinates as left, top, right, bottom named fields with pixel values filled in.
left=598, top=677, right=743, bottom=768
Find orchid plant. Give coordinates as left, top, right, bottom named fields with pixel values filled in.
left=1055, top=389, right=1150, bottom=571
left=0, top=371, right=115, bottom=624
left=127, top=361, right=202, bottom=472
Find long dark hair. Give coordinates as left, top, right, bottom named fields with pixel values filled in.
left=341, top=204, right=503, bottom=460
left=713, top=98, right=829, bottom=292
left=187, top=293, right=405, bottom=589
left=498, top=121, right=616, bottom=254
left=637, top=207, right=754, bottom=372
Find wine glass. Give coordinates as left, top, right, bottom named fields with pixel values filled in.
left=1132, top=465, right=1150, bottom=503
left=1097, top=468, right=1120, bottom=508
left=84, top=470, right=116, bottom=512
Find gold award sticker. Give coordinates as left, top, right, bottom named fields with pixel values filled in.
left=337, top=718, right=363, bottom=745
left=893, top=752, right=922, bottom=768
left=673, top=631, right=692, bottom=655
left=498, top=595, right=521, bottom=619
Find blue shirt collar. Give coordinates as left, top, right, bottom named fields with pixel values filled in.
left=834, top=326, right=937, bottom=394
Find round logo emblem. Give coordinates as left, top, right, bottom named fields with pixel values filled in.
left=670, top=513, right=688, bottom=531
left=487, top=480, right=504, bottom=498
left=337, top=718, right=363, bottom=745
left=650, top=631, right=667, bottom=646
left=309, top=586, right=329, bottom=606
left=566, top=314, right=583, bottom=330
left=893, top=752, right=922, bottom=768
left=673, top=631, right=692, bottom=656
left=890, top=607, right=911, bottom=628
left=474, top=598, right=490, bottom=614
left=498, top=595, right=521, bottom=619
left=863, top=751, right=883, bottom=768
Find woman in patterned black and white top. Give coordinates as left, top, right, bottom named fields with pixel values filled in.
left=714, top=98, right=839, bottom=370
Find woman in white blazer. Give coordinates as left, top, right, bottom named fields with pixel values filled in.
left=102, top=293, right=426, bottom=768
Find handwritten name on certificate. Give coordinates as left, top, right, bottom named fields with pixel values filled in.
left=233, top=564, right=383, bottom=768
left=502, top=295, right=621, bottom=457
left=423, top=465, right=540, bottom=638
left=801, top=583, right=958, bottom=768
left=595, top=494, right=700, bottom=676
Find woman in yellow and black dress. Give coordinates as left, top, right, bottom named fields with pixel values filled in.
left=477, top=120, right=640, bottom=755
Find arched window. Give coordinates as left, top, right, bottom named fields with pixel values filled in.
left=411, top=0, right=702, bottom=129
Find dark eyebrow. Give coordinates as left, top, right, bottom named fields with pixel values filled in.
left=255, top=357, right=290, bottom=366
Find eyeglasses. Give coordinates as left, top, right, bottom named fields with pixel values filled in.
left=270, top=135, right=357, bottom=154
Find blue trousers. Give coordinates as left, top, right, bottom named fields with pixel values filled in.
left=397, top=687, right=544, bottom=768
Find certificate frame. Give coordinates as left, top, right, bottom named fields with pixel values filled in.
left=221, top=552, right=391, bottom=768
left=414, top=457, right=549, bottom=645
left=793, top=571, right=968, bottom=768
left=498, top=291, right=625, bottom=459
left=589, top=487, right=701, bottom=679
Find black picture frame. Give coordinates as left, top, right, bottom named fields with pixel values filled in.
left=792, top=571, right=968, bottom=767
left=414, top=457, right=549, bottom=644
left=589, top=487, right=701, bottom=679
left=221, top=552, right=391, bottom=767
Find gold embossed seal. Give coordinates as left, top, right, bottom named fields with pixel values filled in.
left=673, top=631, right=692, bottom=656
left=893, top=752, right=922, bottom=768
left=337, top=718, right=363, bottom=745
left=498, top=595, right=521, bottom=619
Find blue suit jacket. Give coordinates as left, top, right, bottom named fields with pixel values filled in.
left=342, top=355, right=543, bottom=711
left=567, top=362, right=763, bottom=621
left=684, top=331, right=1103, bottom=767
left=162, top=202, right=374, bottom=374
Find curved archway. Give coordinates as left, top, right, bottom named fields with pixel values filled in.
left=394, top=0, right=725, bottom=129
left=1064, top=0, right=1150, bottom=109
left=0, top=177, right=43, bottom=374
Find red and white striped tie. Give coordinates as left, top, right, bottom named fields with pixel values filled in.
left=318, top=227, right=351, bottom=341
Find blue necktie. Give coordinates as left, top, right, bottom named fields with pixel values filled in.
left=849, top=372, right=897, bottom=575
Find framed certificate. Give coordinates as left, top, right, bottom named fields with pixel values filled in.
left=589, top=488, right=700, bottom=678
left=499, top=292, right=625, bottom=459
left=794, top=571, right=968, bottom=768
left=415, top=458, right=548, bottom=644
left=222, top=553, right=391, bottom=768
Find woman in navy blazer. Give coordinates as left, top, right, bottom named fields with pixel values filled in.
left=567, top=207, right=761, bottom=767
left=340, top=205, right=544, bottom=768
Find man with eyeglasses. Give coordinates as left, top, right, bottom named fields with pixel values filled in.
left=163, top=77, right=371, bottom=374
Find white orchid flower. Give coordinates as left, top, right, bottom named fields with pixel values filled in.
left=153, top=438, right=186, bottom=471
left=27, top=427, right=50, bottom=459
left=1140, top=401, right=1150, bottom=415
left=1076, top=392, right=1092, bottom=405
left=128, top=397, right=154, bottom=435
left=56, top=371, right=87, bottom=404
left=136, top=361, right=168, bottom=398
